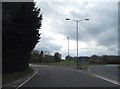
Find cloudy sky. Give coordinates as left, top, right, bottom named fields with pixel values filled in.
left=34, top=0, right=118, bottom=59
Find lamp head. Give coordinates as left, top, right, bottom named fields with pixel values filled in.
left=85, top=19, right=89, bottom=21
left=66, top=18, right=70, bottom=20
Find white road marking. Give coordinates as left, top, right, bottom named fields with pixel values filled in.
left=88, top=68, right=91, bottom=71
left=91, top=74, right=120, bottom=86
left=87, top=66, right=91, bottom=72
left=16, top=68, right=38, bottom=89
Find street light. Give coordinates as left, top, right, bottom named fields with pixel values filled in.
left=66, top=18, right=70, bottom=20
left=66, top=18, right=89, bottom=69
left=67, top=37, right=69, bottom=57
left=67, top=37, right=69, bottom=66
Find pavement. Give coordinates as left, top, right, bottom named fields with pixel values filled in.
left=2, top=64, right=120, bottom=88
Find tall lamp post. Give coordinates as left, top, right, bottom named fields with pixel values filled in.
left=67, top=37, right=69, bottom=66
left=67, top=37, right=69, bottom=57
left=66, top=18, right=89, bottom=69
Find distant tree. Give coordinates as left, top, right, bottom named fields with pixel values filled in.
left=65, top=55, right=69, bottom=60
left=89, top=54, right=98, bottom=63
left=65, top=55, right=73, bottom=60
left=89, top=55, right=120, bottom=64
left=40, top=51, right=43, bottom=55
left=91, top=55, right=98, bottom=60
left=30, top=50, right=43, bottom=63
left=2, top=2, right=42, bottom=74
left=38, top=51, right=44, bottom=62
left=54, top=52, right=61, bottom=62
left=42, top=54, right=55, bottom=63
left=30, top=50, right=40, bottom=63
left=101, top=55, right=120, bottom=64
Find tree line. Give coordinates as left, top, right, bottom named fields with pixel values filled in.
left=66, top=55, right=120, bottom=64
left=89, top=55, right=120, bottom=64
left=29, top=50, right=62, bottom=63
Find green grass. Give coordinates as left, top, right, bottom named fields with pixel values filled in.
left=50, top=60, right=103, bottom=67
left=31, top=60, right=77, bottom=69
left=2, top=67, right=34, bottom=86
left=32, top=60, right=104, bottom=69
left=33, top=60, right=104, bottom=70
left=49, top=60, right=77, bottom=66
left=48, top=60, right=78, bottom=69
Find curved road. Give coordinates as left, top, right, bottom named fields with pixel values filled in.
left=17, top=64, right=120, bottom=88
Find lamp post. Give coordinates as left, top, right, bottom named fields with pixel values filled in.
left=67, top=37, right=69, bottom=66
left=66, top=18, right=89, bottom=69
left=67, top=37, right=69, bottom=57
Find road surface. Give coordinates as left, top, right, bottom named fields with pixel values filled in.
left=88, top=65, right=119, bottom=81
left=17, top=65, right=119, bottom=88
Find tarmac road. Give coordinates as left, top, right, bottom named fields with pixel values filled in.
left=18, top=65, right=119, bottom=87
left=88, top=64, right=119, bottom=81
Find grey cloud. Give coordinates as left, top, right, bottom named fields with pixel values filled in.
left=35, top=41, right=62, bottom=53
left=35, top=34, right=62, bottom=52
left=35, top=1, right=118, bottom=57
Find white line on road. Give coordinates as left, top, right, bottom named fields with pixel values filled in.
left=91, top=74, right=120, bottom=86
left=16, top=68, right=38, bottom=89
left=88, top=68, right=91, bottom=71
left=87, top=66, right=91, bottom=71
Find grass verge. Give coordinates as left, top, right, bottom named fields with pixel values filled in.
left=2, top=67, right=34, bottom=86
left=32, top=60, right=104, bottom=70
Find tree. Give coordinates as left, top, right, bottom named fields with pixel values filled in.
left=65, top=55, right=73, bottom=60
left=54, top=52, right=61, bottom=62
left=2, top=2, right=42, bottom=74
left=42, top=54, right=55, bottom=63
left=89, top=54, right=98, bottom=63
left=30, top=50, right=40, bottom=63
left=30, top=50, right=44, bottom=63
left=38, top=51, right=44, bottom=62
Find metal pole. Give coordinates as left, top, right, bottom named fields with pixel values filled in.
left=76, top=21, right=79, bottom=68
left=67, top=37, right=69, bottom=56
left=67, top=37, right=69, bottom=66
left=66, top=18, right=89, bottom=69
